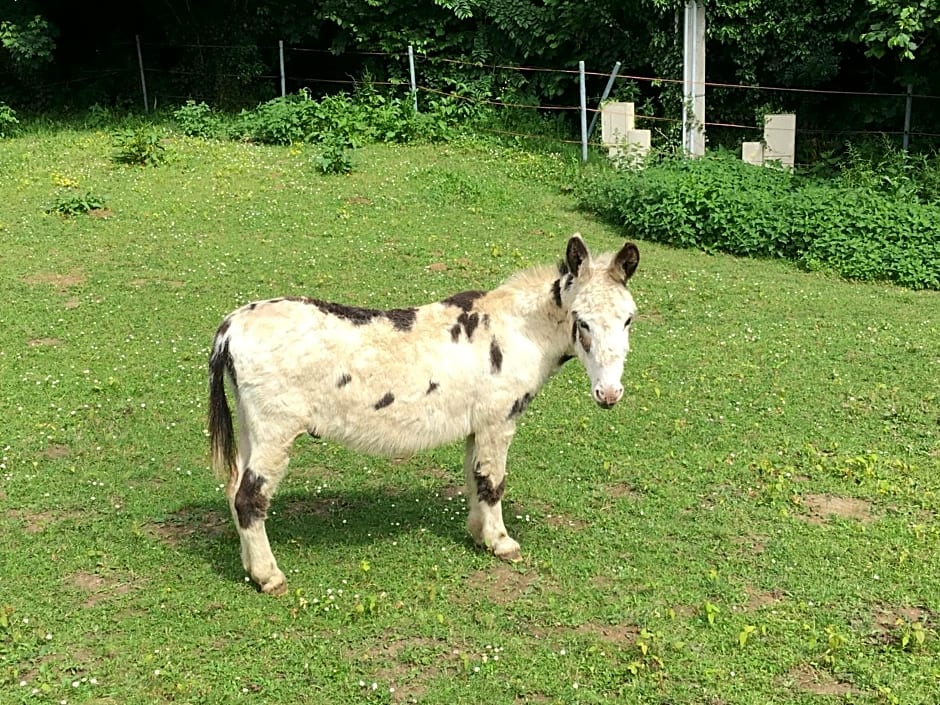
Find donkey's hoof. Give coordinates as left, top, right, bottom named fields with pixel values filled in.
left=493, top=537, right=522, bottom=563
left=260, top=573, right=288, bottom=596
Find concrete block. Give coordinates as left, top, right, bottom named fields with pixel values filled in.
left=601, top=102, right=636, bottom=148
left=610, top=129, right=651, bottom=166
left=742, top=141, right=764, bottom=165
left=764, top=113, right=795, bottom=167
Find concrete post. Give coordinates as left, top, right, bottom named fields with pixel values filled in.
left=682, top=1, right=706, bottom=156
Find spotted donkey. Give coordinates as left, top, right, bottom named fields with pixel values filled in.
left=208, top=235, right=639, bottom=594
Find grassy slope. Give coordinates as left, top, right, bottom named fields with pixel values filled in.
left=1, top=128, right=939, bottom=704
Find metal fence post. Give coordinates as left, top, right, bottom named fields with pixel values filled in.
left=579, top=60, right=588, bottom=163
left=587, top=61, right=621, bottom=142
left=135, top=35, right=149, bottom=113
left=279, top=40, right=286, bottom=97
left=408, top=45, right=418, bottom=113
left=903, top=83, right=912, bottom=152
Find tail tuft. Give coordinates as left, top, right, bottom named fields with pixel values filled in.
left=208, top=336, right=237, bottom=488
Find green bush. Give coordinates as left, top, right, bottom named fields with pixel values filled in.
left=232, top=88, right=457, bottom=147
left=314, top=133, right=353, bottom=175
left=576, top=152, right=940, bottom=290
left=173, top=100, right=223, bottom=139
left=235, top=91, right=339, bottom=145
left=0, top=101, right=19, bottom=138
left=112, top=126, right=167, bottom=166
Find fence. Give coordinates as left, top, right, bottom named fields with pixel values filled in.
left=67, top=37, right=940, bottom=162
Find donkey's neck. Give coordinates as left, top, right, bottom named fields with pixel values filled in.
left=488, top=264, right=573, bottom=367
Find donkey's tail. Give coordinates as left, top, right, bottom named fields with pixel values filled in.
left=208, top=333, right=237, bottom=489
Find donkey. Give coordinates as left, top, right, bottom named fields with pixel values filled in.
left=208, top=234, right=639, bottom=594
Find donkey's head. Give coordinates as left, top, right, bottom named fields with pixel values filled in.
left=561, top=235, right=639, bottom=409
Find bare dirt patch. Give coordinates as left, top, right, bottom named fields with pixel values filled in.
left=68, top=570, right=139, bottom=607
left=870, top=605, right=931, bottom=645
left=786, top=664, right=858, bottom=696
left=8, top=510, right=69, bottom=533
left=148, top=507, right=230, bottom=546
left=356, top=636, right=461, bottom=704
left=544, top=512, right=588, bottom=530
left=23, top=269, right=86, bottom=290
left=42, top=443, right=71, bottom=459
left=740, top=584, right=784, bottom=612
left=574, top=621, right=641, bottom=644
left=607, top=482, right=641, bottom=500
left=731, top=534, right=767, bottom=555
left=28, top=337, right=61, bottom=347
left=798, top=493, right=874, bottom=525
left=465, top=563, right=540, bottom=606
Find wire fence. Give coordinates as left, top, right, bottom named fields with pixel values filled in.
left=64, top=38, right=940, bottom=157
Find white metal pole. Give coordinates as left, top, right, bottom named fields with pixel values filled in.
left=587, top=61, right=621, bottom=141
left=682, top=4, right=693, bottom=154
left=579, top=60, right=588, bottom=163
left=135, top=34, right=149, bottom=113
left=279, top=40, right=286, bottom=97
left=682, top=1, right=705, bottom=156
left=408, top=45, right=418, bottom=113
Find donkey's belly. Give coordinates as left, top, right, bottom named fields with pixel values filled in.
left=313, top=401, right=474, bottom=456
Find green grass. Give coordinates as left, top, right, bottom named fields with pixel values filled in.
left=1, top=124, right=939, bottom=704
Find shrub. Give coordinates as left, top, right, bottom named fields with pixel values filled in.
left=113, top=126, right=167, bottom=166
left=235, top=91, right=322, bottom=145
left=575, top=152, right=940, bottom=290
left=0, top=102, right=19, bottom=138
left=173, top=100, right=223, bottom=139
left=314, top=134, right=353, bottom=175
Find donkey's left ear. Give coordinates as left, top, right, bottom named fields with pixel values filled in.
left=565, top=233, right=590, bottom=277
left=610, top=242, right=640, bottom=284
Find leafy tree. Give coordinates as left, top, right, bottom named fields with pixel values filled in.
left=0, top=12, right=57, bottom=70
left=860, top=0, right=940, bottom=60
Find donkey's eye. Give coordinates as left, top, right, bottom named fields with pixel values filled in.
left=624, top=316, right=633, bottom=329
left=577, top=319, right=590, bottom=332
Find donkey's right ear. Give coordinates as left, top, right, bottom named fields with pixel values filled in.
left=565, top=234, right=590, bottom=277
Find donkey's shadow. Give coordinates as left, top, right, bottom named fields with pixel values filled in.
left=154, top=482, right=481, bottom=584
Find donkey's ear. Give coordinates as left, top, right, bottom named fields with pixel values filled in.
left=610, top=242, right=640, bottom=284
left=565, top=234, right=590, bottom=277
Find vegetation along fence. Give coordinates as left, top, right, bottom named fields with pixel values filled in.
left=41, top=36, right=940, bottom=164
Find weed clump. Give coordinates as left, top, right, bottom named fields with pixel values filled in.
left=112, top=126, right=167, bottom=166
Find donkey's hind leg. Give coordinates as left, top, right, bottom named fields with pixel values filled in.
left=228, top=433, right=293, bottom=595
left=463, top=429, right=522, bottom=562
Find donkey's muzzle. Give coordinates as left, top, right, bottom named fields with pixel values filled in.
left=593, top=385, right=624, bottom=409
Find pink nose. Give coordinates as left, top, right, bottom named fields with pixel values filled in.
left=593, top=385, right=623, bottom=408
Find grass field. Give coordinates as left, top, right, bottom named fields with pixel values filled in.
left=1, top=126, right=939, bottom=704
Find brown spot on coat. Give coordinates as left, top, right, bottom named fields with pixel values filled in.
left=551, top=278, right=563, bottom=307
left=490, top=338, right=503, bottom=373
left=374, top=392, right=395, bottom=410
left=442, top=290, right=485, bottom=311
left=235, top=468, right=267, bottom=529
left=508, top=392, right=535, bottom=419
left=474, top=466, right=505, bottom=506
left=309, top=299, right=417, bottom=331
left=337, top=373, right=352, bottom=387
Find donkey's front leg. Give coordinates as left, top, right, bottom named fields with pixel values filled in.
left=463, top=429, right=521, bottom=562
